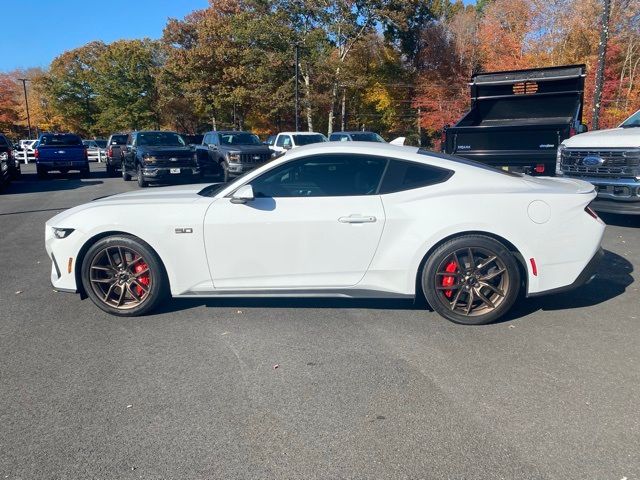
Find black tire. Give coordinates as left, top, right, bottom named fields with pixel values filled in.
left=221, top=161, right=229, bottom=183
left=122, top=162, right=131, bottom=181
left=106, top=163, right=114, bottom=177
left=80, top=167, right=90, bottom=179
left=422, top=235, right=521, bottom=325
left=36, top=166, right=47, bottom=179
left=137, top=164, right=148, bottom=188
left=80, top=234, right=168, bottom=317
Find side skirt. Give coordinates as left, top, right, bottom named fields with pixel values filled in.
left=177, top=288, right=414, bottom=299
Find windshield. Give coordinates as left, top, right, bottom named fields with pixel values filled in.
left=620, top=110, right=640, bottom=128
left=95, top=140, right=107, bottom=148
left=219, top=132, right=261, bottom=146
left=348, top=132, right=385, bottom=142
left=82, top=140, right=97, bottom=148
left=39, top=134, right=82, bottom=146
left=137, top=132, right=186, bottom=147
left=109, top=135, right=128, bottom=145
left=293, top=134, right=327, bottom=146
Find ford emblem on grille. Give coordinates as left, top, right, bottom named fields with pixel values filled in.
left=253, top=155, right=260, bottom=160
left=581, top=156, right=605, bottom=166
left=170, top=157, right=178, bottom=162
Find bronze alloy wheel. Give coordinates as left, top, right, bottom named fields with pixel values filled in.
left=88, top=245, right=152, bottom=310
left=422, top=235, right=521, bottom=325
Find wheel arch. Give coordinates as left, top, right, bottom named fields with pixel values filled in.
left=414, top=230, right=528, bottom=301
left=74, top=230, right=170, bottom=299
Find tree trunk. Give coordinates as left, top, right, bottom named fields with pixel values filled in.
left=592, top=0, right=611, bottom=130
left=327, top=66, right=340, bottom=136
left=302, top=70, right=313, bottom=132
left=340, top=87, right=346, bottom=132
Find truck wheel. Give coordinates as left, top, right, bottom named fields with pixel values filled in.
left=106, top=163, right=113, bottom=177
left=80, top=167, right=90, bottom=179
left=422, top=235, right=521, bottom=325
left=122, top=162, right=131, bottom=181
left=37, top=166, right=47, bottom=179
left=137, top=165, right=148, bottom=188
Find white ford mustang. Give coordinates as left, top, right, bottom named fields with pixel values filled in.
left=45, top=142, right=605, bottom=324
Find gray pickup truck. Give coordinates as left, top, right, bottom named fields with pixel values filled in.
left=105, top=133, right=128, bottom=177
left=195, top=131, right=272, bottom=182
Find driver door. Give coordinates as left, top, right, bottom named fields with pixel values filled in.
left=203, top=153, right=388, bottom=289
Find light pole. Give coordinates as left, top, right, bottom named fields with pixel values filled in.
left=18, top=78, right=32, bottom=138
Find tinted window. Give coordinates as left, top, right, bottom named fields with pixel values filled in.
left=275, top=135, right=288, bottom=147
left=39, top=134, right=82, bottom=146
left=348, top=132, right=385, bottom=142
left=417, top=149, right=521, bottom=177
left=203, top=133, right=212, bottom=145
left=293, top=134, right=326, bottom=146
left=0, top=135, right=8, bottom=146
left=95, top=140, right=107, bottom=148
left=109, top=135, right=128, bottom=145
left=620, top=110, right=640, bottom=128
left=137, top=132, right=185, bottom=147
left=379, top=160, right=452, bottom=194
left=250, top=154, right=387, bottom=198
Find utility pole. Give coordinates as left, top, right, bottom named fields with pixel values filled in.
left=294, top=43, right=300, bottom=132
left=592, top=0, right=611, bottom=130
left=18, top=78, right=32, bottom=138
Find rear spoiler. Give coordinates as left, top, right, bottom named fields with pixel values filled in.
left=471, top=65, right=586, bottom=86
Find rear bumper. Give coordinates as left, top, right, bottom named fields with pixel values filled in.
left=38, top=161, right=88, bottom=171
left=528, top=247, right=604, bottom=297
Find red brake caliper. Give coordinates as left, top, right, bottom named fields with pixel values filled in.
left=442, top=261, right=458, bottom=298
left=133, top=261, right=150, bottom=297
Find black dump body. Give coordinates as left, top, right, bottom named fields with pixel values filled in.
left=444, top=65, right=586, bottom=175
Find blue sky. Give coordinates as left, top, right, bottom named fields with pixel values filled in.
left=0, top=0, right=209, bottom=71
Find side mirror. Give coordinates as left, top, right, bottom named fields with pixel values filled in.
left=577, top=124, right=588, bottom=134
left=283, top=144, right=292, bottom=150
left=230, top=184, right=255, bottom=204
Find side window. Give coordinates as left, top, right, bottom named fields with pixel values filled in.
left=249, top=154, right=387, bottom=198
left=275, top=135, right=287, bottom=147
left=128, top=134, right=135, bottom=147
left=212, top=134, right=220, bottom=145
left=203, top=133, right=211, bottom=145
left=379, top=160, right=452, bottom=194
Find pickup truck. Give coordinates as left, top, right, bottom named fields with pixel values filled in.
left=271, top=131, right=328, bottom=157
left=105, top=133, right=128, bottom=176
left=121, top=130, right=200, bottom=188
left=195, top=130, right=272, bottom=182
left=34, top=133, right=89, bottom=178
left=557, top=109, right=640, bottom=215
left=443, top=65, right=587, bottom=176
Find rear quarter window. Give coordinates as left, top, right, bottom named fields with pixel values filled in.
left=379, top=160, right=452, bottom=194
left=39, top=134, right=83, bottom=146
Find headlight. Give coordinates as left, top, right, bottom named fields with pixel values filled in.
left=143, top=154, right=157, bottom=164
left=556, top=144, right=565, bottom=176
left=228, top=153, right=241, bottom=163
left=53, top=228, right=75, bottom=239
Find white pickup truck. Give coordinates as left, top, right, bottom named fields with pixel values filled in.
left=556, top=109, right=640, bottom=215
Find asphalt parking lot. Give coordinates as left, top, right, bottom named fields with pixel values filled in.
left=1, top=162, right=639, bottom=479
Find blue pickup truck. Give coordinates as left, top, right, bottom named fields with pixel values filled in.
left=35, top=133, right=89, bottom=178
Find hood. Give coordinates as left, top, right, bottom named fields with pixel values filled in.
left=562, top=127, right=640, bottom=148
left=138, top=145, right=194, bottom=155
left=224, top=144, right=271, bottom=154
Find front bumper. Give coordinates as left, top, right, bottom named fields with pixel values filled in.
left=142, top=166, right=200, bottom=180
left=227, top=162, right=264, bottom=175
left=528, top=248, right=604, bottom=297
left=564, top=176, right=640, bottom=215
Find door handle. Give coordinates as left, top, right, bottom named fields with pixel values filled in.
left=338, top=215, right=376, bottom=224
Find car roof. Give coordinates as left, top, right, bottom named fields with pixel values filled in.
left=278, top=131, right=325, bottom=135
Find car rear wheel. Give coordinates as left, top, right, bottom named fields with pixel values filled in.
left=80, top=167, right=90, bottom=178
left=422, top=235, right=521, bottom=325
left=37, top=166, right=47, bottom=179
left=81, top=235, right=168, bottom=316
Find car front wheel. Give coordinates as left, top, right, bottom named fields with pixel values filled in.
left=81, top=235, right=168, bottom=316
left=422, top=235, right=521, bottom=325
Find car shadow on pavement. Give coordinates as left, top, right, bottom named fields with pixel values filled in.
left=4, top=172, right=103, bottom=195
left=503, top=249, right=634, bottom=322
left=158, top=250, right=632, bottom=320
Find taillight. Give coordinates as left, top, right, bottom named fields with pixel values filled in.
left=569, top=126, right=576, bottom=137
left=84, top=148, right=88, bottom=160
left=534, top=164, right=545, bottom=174
left=585, top=206, right=599, bottom=220
left=34, top=148, right=39, bottom=159
left=107, top=146, right=113, bottom=157
left=7, top=148, right=12, bottom=159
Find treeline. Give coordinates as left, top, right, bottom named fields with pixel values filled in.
left=0, top=0, right=638, bottom=146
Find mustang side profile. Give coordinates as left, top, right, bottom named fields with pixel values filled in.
left=45, top=143, right=605, bottom=324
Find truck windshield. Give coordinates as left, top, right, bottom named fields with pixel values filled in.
left=109, top=135, right=128, bottom=145
left=620, top=110, right=640, bottom=128
left=348, top=132, right=385, bottom=142
left=39, top=134, right=82, bottom=146
left=220, top=132, right=261, bottom=145
left=293, top=134, right=327, bottom=145
left=137, top=132, right=186, bottom=146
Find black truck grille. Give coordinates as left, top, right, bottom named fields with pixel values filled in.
left=561, top=149, right=640, bottom=177
left=240, top=153, right=270, bottom=164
